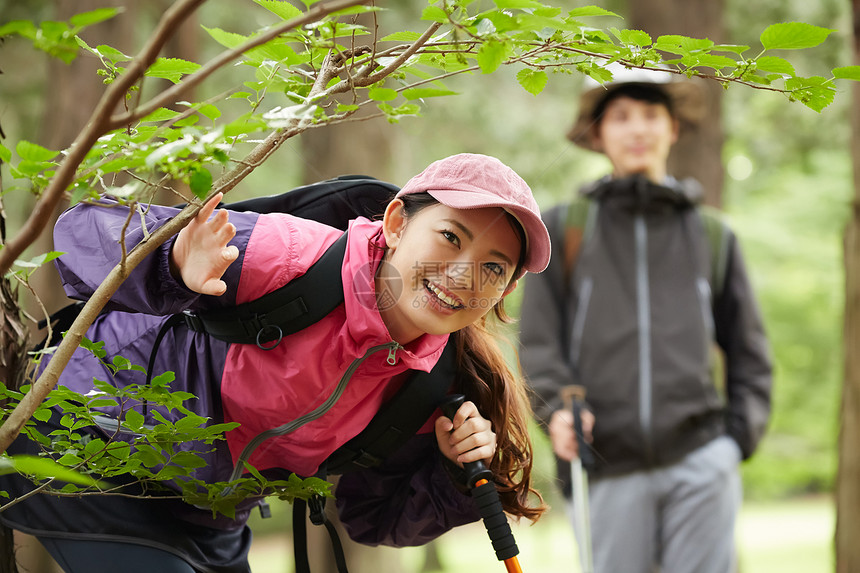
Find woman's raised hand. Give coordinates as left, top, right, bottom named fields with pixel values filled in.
left=435, top=400, right=497, bottom=467
left=170, top=192, right=239, bottom=296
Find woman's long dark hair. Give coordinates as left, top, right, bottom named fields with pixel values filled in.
left=399, top=192, right=546, bottom=521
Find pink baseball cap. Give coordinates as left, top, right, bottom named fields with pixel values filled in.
left=395, top=153, right=551, bottom=276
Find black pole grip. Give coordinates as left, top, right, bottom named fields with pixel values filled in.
left=439, top=394, right=494, bottom=487
left=572, top=397, right=595, bottom=469
left=439, top=394, right=519, bottom=562
left=472, top=480, right=519, bottom=561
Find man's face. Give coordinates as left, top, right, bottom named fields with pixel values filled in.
left=592, top=95, right=679, bottom=182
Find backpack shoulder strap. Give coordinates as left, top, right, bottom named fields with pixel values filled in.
left=552, top=196, right=597, bottom=290
left=182, top=231, right=348, bottom=347
left=179, top=176, right=398, bottom=347
left=698, top=205, right=731, bottom=301
left=323, top=341, right=456, bottom=475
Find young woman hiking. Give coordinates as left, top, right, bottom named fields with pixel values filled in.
left=0, top=153, right=551, bottom=573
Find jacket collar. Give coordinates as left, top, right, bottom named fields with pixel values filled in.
left=582, top=174, right=703, bottom=212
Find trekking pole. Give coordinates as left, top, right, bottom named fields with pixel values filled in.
left=440, top=394, right=522, bottom=573
left=561, top=385, right=593, bottom=573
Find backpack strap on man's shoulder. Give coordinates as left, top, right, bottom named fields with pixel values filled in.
left=698, top=205, right=731, bottom=301
left=552, top=196, right=598, bottom=289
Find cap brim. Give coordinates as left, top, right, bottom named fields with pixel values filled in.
left=425, top=188, right=551, bottom=275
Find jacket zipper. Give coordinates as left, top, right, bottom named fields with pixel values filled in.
left=226, top=341, right=402, bottom=482
left=634, top=214, right=654, bottom=462
left=570, top=277, right=593, bottom=366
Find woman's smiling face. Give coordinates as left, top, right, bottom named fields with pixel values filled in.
left=377, top=200, right=522, bottom=345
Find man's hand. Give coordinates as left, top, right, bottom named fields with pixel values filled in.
left=170, top=192, right=239, bottom=296
left=548, top=408, right=595, bottom=462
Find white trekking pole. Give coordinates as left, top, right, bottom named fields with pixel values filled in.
left=561, top=385, right=593, bottom=573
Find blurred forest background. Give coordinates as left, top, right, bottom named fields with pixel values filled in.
left=0, top=0, right=852, bottom=571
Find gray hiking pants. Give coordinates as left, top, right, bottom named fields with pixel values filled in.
left=567, top=435, right=743, bottom=573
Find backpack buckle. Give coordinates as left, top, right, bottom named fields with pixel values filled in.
left=256, top=324, right=283, bottom=350
left=182, top=310, right=204, bottom=332
left=307, top=494, right=327, bottom=526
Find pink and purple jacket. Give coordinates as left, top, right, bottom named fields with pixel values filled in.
left=33, top=197, right=480, bottom=551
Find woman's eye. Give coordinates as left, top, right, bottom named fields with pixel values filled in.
left=484, top=262, right=505, bottom=277
left=442, top=230, right=460, bottom=246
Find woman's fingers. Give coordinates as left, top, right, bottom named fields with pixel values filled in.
left=439, top=401, right=497, bottom=464
left=198, top=192, right=223, bottom=222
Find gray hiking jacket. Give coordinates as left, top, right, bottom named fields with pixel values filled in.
left=519, top=175, right=772, bottom=489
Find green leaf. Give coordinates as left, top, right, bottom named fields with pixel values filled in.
left=618, top=29, right=652, bottom=48
left=124, top=409, right=144, bottom=432
left=106, top=441, right=131, bottom=460
left=760, top=22, right=834, bottom=51
left=0, top=143, right=11, bottom=163
left=477, top=40, right=507, bottom=74
left=0, top=20, right=37, bottom=39
left=141, top=108, right=181, bottom=123
left=145, top=58, right=202, bottom=84
left=169, top=451, right=207, bottom=469
left=401, top=87, right=458, bottom=100
left=16, top=140, right=58, bottom=162
left=335, top=103, right=360, bottom=114
left=368, top=87, right=398, bottom=102
left=713, top=44, right=750, bottom=55
left=14, top=251, right=64, bottom=270
left=686, top=54, right=737, bottom=72
left=83, top=438, right=106, bottom=456
left=833, top=66, right=860, bottom=81
left=69, top=8, right=120, bottom=28
left=253, top=0, right=302, bottom=21
left=785, top=76, right=835, bottom=112
left=33, top=408, right=53, bottom=423
left=421, top=6, right=448, bottom=23
left=516, top=68, right=548, bottom=95
left=154, top=465, right=185, bottom=480
left=381, top=31, right=421, bottom=42
left=203, top=26, right=247, bottom=50
left=198, top=104, right=221, bottom=121
left=654, top=34, right=714, bottom=54
left=0, top=455, right=105, bottom=487
left=568, top=6, right=621, bottom=18
left=80, top=337, right=107, bottom=359
left=95, top=44, right=131, bottom=63
left=56, top=453, right=84, bottom=466
left=755, top=56, right=796, bottom=76
left=134, top=444, right=167, bottom=468
left=494, top=0, right=545, bottom=9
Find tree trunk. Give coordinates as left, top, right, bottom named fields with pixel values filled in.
left=629, top=0, right=726, bottom=208
left=835, top=4, right=860, bottom=571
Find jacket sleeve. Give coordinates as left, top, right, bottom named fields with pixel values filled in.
left=713, top=233, right=773, bottom=460
left=518, top=205, right=575, bottom=428
left=53, top=197, right=258, bottom=316
left=334, top=433, right=480, bottom=547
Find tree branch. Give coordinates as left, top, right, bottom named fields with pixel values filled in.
left=0, top=204, right=199, bottom=454
left=108, top=0, right=370, bottom=129
left=0, top=0, right=207, bottom=278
